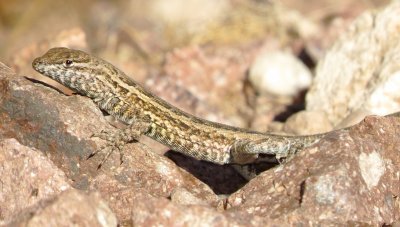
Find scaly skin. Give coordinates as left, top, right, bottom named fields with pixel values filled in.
left=32, top=47, right=325, bottom=165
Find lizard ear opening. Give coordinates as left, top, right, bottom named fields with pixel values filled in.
left=64, top=59, right=74, bottom=67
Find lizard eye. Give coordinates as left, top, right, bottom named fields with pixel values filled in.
left=64, top=59, right=73, bottom=67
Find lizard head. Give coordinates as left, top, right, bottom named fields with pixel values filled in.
left=32, top=47, right=120, bottom=98
left=33, top=47, right=91, bottom=77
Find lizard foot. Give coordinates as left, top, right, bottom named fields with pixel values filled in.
left=89, top=122, right=150, bottom=169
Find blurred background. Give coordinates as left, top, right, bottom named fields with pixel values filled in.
left=0, top=0, right=390, bottom=131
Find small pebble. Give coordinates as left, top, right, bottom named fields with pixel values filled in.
left=249, top=51, right=312, bottom=97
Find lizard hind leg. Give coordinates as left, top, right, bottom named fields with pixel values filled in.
left=230, top=137, right=293, bottom=164
left=89, top=121, right=151, bottom=169
left=230, top=139, right=260, bottom=164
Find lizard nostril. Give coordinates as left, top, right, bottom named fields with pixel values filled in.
left=32, top=58, right=43, bottom=69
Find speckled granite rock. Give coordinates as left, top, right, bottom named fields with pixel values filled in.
left=307, top=2, right=400, bottom=127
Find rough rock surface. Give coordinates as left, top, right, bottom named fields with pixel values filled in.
left=1, top=1, right=400, bottom=226
left=1, top=61, right=399, bottom=225
left=0, top=68, right=220, bottom=222
left=0, top=138, right=71, bottom=223
left=227, top=115, right=400, bottom=225
left=8, top=189, right=117, bottom=226
left=307, top=2, right=400, bottom=127
left=147, top=45, right=261, bottom=128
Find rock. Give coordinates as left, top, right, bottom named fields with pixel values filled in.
left=1, top=45, right=400, bottom=224
left=333, top=107, right=372, bottom=129
left=8, top=189, right=117, bottom=226
left=148, top=45, right=260, bottom=128
left=129, top=190, right=271, bottom=226
left=248, top=94, right=290, bottom=132
left=249, top=50, right=312, bottom=97
left=393, top=220, right=400, bottom=227
left=306, top=2, right=400, bottom=127
left=165, top=151, right=247, bottom=195
left=0, top=67, right=220, bottom=223
left=130, top=192, right=234, bottom=226
left=288, top=0, right=390, bottom=61
left=227, top=115, right=400, bottom=225
left=89, top=143, right=220, bottom=221
left=0, top=138, right=71, bottom=223
left=170, top=187, right=210, bottom=206
left=149, top=0, right=229, bottom=35
left=0, top=66, right=113, bottom=176
left=283, top=110, right=333, bottom=135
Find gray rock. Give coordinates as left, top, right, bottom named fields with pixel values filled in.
left=307, top=2, right=400, bottom=127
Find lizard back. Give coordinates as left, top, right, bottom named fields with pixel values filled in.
left=32, top=47, right=324, bottom=164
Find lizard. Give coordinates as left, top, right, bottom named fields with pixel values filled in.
left=32, top=47, right=328, bottom=167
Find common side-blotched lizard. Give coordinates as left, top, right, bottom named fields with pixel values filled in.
left=32, top=47, right=328, bottom=166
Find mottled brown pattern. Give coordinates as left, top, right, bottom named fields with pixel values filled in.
left=32, top=47, right=326, bottom=165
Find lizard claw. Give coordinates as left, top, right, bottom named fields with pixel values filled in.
left=96, top=145, right=123, bottom=169
left=90, top=129, right=113, bottom=141
left=87, top=140, right=125, bottom=169
left=88, top=122, right=150, bottom=169
left=88, top=128, right=127, bottom=169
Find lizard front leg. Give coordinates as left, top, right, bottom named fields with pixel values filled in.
left=90, top=117, right=151, bottom=168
